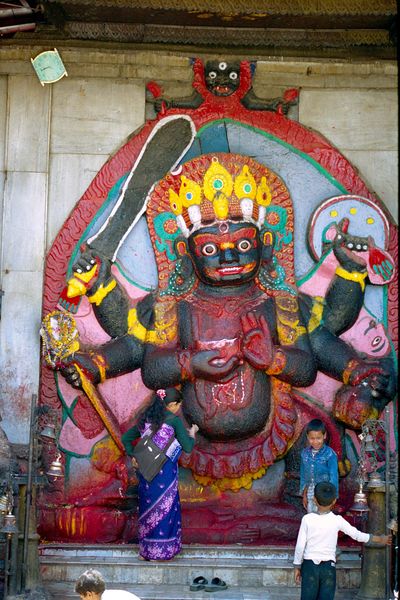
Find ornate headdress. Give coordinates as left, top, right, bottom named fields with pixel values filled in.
left=169, top=156, right=272, bottom=237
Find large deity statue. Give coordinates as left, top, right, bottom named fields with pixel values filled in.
left=39, top=59, right=397, bottom=544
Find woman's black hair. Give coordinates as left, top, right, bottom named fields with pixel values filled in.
left=138, top=388, right=182, bottom=432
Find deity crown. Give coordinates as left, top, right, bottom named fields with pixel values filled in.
left=169, top=157, right=272, bottom=237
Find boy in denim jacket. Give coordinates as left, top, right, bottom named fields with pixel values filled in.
left=300, top=419, right=338, bottom=513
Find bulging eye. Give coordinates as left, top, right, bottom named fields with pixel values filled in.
left=219, top=62, right=227, bottom=70
left=371, top=336, right=382, bottom=347
left=202, top=243, right=218, bottom=256
left=208, top=71, right=217, bottom=79
left=229, top=71, right=238, bottom=80
left=237, top=239, right=252, bottom=252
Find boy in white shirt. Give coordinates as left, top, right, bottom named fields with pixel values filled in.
left=293, top=481, right=390, bottom=600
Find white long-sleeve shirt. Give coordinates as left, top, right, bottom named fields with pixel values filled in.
left=293, top=511, right=370, bottom=565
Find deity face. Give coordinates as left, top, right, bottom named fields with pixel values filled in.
left=205, top=60, right=241, bottom=96
left=188, top=222, right=261, bottom=286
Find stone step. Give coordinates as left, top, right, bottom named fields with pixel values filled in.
left=43, top=582, right=359, bottom=600
left=39, top=544, right=362, bottom=591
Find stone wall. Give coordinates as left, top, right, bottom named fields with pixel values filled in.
left=0, top=46, right=397, bottom=444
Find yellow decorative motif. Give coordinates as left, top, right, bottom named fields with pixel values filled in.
left=233, top=165, right=257, bottom=200
left=127, top=308, right=147, bottom=341
left=256, top=176, right=272, bottom=206
left=203, top=158, right=233, bottom=201
left=153, top=301, right=178, bottom=343
left=40, top=310, right=80, bottom=366
left=169, top=189, right=183, bottom=215
left=67, top=263, right=98, bottom=298
left=335, top=267, right=368, bottom=292
left=179, top=175, right=202, bottom=207
left=192, top=466, right=267, bottom=492
left=275, top=295, right=307, bottom=344
left=127, top=304, right=177, bottom=346
left=366, top=217, right=375, bottom=224
left=90, top=352, right=107, bottom=383
left=213, top=193, right=229, bottom=220
left=308, top=296, right=325, bottom=333
left=88, top=279, right=117, bottom=306
left=170, top=157, right=275, bottom=237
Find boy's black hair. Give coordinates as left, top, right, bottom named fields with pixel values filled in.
left=75, top=569, right=106, bottom=596
left=314, top=482, right=337, bottom=506
left=306, top=418, right=326, bottom=435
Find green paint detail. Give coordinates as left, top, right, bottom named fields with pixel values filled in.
left=198, top=119, right=349, bottom=194
left=113, top=262, right=154, bottom=292
left=55, top=372, right=76, bottom=426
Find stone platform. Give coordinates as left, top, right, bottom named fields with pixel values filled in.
left=39, top=544, right=361, bottom=599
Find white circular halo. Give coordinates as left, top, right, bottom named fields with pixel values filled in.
left=308, top=195, right=390, bottom=261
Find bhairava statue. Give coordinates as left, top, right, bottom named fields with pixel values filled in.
left=39, top=60, right=397, bottom=544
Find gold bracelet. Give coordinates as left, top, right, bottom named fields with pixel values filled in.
left=88, top=279, right=117, bottom=306
left=266, top=348, right=287, bottom=375
left=335, top=267, right=368, bottom=292
left=90, top=353, right=107, bottom=383
left=342, top=358, right=361, bottom=385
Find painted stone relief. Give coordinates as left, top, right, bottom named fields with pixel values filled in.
left=39, top=59, right=397, bottom=544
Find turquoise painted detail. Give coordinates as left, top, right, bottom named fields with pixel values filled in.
left=258, top=256, right=294, bottom=294
left=113, top=262, right=153, bottom=292
left=263, top=205, right=293, bottom=251
left=154, top=212, right=181, bottom=262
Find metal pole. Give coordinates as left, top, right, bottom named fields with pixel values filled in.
left=3, top=534, right=10, bottom=599
left=21, top=392, right=36, bottom=591
left=384, top=407, right=391, bottom=600
left=8, top=494, right=19, bottom=595
left=356, top=486, right=387, bottom=600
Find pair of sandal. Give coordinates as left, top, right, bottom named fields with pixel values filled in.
left=190, top=576, right=228, bottom=592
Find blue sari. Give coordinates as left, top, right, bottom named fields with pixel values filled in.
left=137, top=423, right=182, bottom=560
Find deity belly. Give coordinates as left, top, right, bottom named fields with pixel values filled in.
left=182, top=367, right=271, bottom=441
left=181, top=297, right=271, bottom=441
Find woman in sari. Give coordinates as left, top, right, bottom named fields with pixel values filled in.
left=122, top=388, right=198, bottom=560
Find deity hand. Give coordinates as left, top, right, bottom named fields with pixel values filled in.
left=69, top=246, right=113, bottom=299
left=154, top=97, right=171, bottom=113
left=241, top=312, right=274, bottom=370
left=179, top=349, right=241, bottom=382
left=348, top=357, right=397, bottom=408
left=60, top=352, right=102, bottom=389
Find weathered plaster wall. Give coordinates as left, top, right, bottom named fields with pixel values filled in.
left=0, top=47, right=397, bottom=444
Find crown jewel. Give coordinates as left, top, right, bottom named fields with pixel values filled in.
left=169, top=156, right=272, bottom=237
